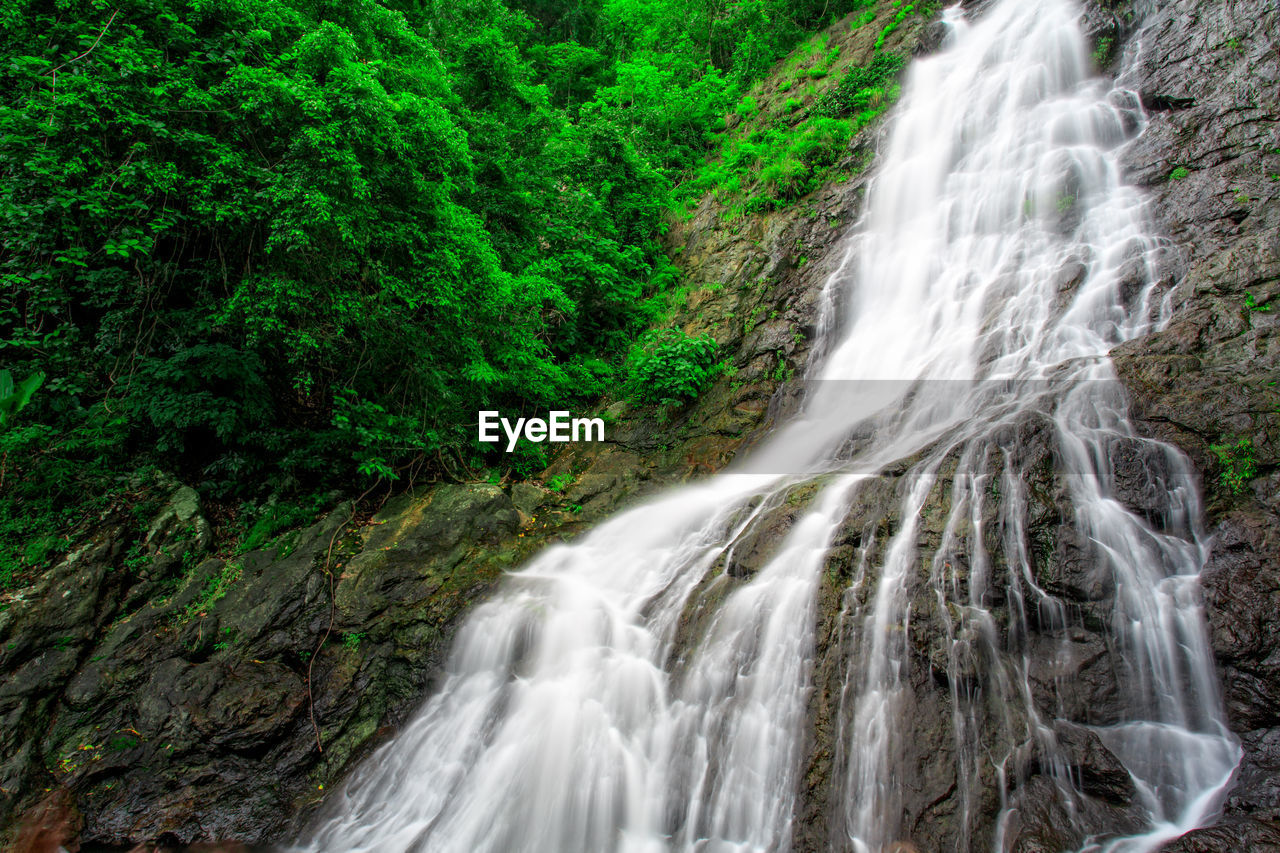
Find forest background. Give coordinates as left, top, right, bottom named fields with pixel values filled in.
left=0, top=0, right=909, bottom=582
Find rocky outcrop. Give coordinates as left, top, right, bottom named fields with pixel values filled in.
left=1161, top=817, right=1280, bottom=852
left=1107, top=0, right=1280, bottom=840
left=0, top=482, right=555, bottom=846
left=793, top=420, right=1159, bottom=853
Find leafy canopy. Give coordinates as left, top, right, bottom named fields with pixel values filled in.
left=0, top=0, right=887, bottom=580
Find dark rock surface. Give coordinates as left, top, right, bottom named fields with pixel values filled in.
left=1106, top=0, right=1280, bottom=844
left=0, top=484, right=537, bottom=847
left=1161, top=817, right=1280, bottom=853
left=7, top=787, right=81, bottom=853
left=793, top=419, right=1158, bottom=853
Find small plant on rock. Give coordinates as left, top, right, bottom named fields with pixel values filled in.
left=1209, top=437, right=1258, bottom=495
left=546, top=473, right=575, bottom=493
left=1245, top=292, right=1271, bottom=313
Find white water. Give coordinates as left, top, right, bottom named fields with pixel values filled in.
left=294, top=1, right=1240, bottom=851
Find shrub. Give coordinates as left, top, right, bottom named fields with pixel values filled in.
left=1209, top=437, right=1258, bottom=495
left=760, top=156, right=812, bottom=199
left=236, top=495, right=326, bottom=555
left=628, top=329, right=722, bottom=407
left=508, top=444, right=551, bottom=479
left=814, top=53, right=905, bottom=118
left=546, top=472, right=575, bottom=493
left=1092, top=36, right=1114, bottom=67
left=1244, top=292, right=1271, bottom=313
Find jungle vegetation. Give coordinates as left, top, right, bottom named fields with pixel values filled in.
left=0, top=0, right=899, bottom=581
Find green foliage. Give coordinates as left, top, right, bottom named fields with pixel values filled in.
left=813, top=53, right=906, bottom=118
left=23, top=533, right=67, bottom=568
left=1169, top=166, right=1191, bottom=181
left=1209, top=438, right=1258, bottom=495
left=182, top=560, right=242, bottom=622
left=0, top=0, right=904, bottom=574
left=850, top=9, right=877, bottom=30
left=685, top=110, right=876, bottom=212
left=1245, top=292, right=1272, bottom=313
left=0, top=370, right=44, bottom=431
left=0, top=0, right=675, bottom=496
left=772, top=353, right=794, bottom=382
left=734, top=95, right=761, bottom=121
left=628, top=329, right=722, bottom=407
left=874, top=4, right=914, bottom=50
left=342, top=632, right=365, bottom=651
left=0, top=410, right=124, bottom=588
left=1092, top=36, right=1114, bottom=67
left=546, top=472, right=575, bottom=492
left=679, top=42, right=907, bottom=216
left=237, top=495, right=326, bottom=555
left=507, top=443, right=550, bottom=479
left=213, top=627, right=236, bottom=652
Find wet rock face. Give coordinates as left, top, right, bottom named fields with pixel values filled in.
left=0, top=483, right=543, bottom=847
left=1104, top=0, right=1280, bottom=840
left=791, top=418, right=1160, bottom=853
left=8, top=787, right=82, bottom=853
left=1160, top=817, right=1280, bottom=853
left=1196, top=510, right=1280, bottom=825
left=1109, top=0, right=1280, bottom=497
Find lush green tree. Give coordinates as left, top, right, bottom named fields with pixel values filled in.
left=0, top=0, right=890, bottom=580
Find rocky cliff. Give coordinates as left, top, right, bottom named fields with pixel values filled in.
left=1110, top=0, right=1280, bottom=846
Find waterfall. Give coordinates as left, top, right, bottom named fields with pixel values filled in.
left=292, top=0, right=1240, bottom=850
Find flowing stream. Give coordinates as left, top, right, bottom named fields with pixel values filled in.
left=294, top=0, right=1240, bottom=850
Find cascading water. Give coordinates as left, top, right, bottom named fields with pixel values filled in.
left=293, top=1, right=1240, bottom=850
